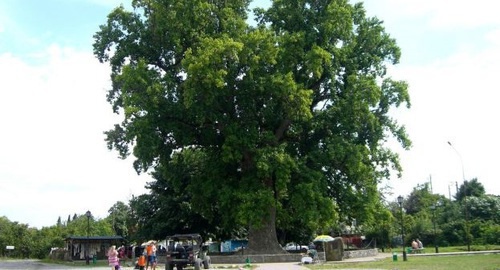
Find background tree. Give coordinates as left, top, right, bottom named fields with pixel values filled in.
left=0, top=180, right=498, bottom=259
left=108, top=201, right=131, bottom=239
left=404, top=183, right=437, bottom=215
left=364, top=204, right=395, bottom=251
left=128, top=194, right=155, bottom=243
left=456, top=178, right=485, bottom=201
left=467, top=195, right=500, bottom=222
left=93, top=0, right=410, bottom=253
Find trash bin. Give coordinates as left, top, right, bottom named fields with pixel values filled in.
left=92, top=254, right=97, bottom=264
left=392, top=252, right=397, bottom=262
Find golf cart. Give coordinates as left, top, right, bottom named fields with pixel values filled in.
left=164, top=233, right=210, bottom=270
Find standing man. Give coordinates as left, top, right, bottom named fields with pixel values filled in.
left=146, top=241, right=157, bottom=270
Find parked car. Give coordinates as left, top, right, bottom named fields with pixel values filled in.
left=284, top=242, right=309, bottom=252
left=165, top=233, right=211, bottom=270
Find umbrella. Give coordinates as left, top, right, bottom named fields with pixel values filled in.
left=141, top=240, right=157, bottom=246
left=313, top=235, right=334, bottom=242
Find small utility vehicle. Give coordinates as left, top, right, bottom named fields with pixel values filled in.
left=164, top=233, right=210, bottom=270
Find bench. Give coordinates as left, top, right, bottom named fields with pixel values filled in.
left=407, top=247, right=425, bottom=254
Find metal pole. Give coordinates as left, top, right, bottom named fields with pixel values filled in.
left=431, top=205, right=438, bottom=253
left=401, top=209, right=407, bottom=261
left=397, top=195, right=407, bottom=261
left=447, top=141, right=470, bottom=251
left=86, top=210, right=91, bottom=265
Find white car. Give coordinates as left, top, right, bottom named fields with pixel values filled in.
left=284, top=242, right=308, bottom=252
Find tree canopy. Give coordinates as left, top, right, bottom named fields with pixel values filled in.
left=93, top=0, right=410, bottom=253
left=456, top=178, right=486, bottom=202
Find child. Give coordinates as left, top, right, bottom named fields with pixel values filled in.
left=108, top=245, right=119, bottom=270
left=137, top=253, right=147, bottom=270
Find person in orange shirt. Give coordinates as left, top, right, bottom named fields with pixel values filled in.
left=137, top=253, right=146, bottom=270
left=146, top=243, right=153, bottom=269
left=146, top=242, right=157, bottom=270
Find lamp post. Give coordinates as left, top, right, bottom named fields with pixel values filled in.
left=430, top=204, right=439, bottom=253
left=447, top=141, right=470, bottom=251
left=397, top=195, right=407, bottom=261
left=85, top=210, right=91, bottom=265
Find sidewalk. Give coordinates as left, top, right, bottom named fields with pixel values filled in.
left=255, top=262, right=308, bottom=269
left=340, top=252, right=393, bottom=263
left=213, top=253, right=392, bottom=269
left=214, top=250, right=500, bottom=269
left=213, top=262, right=307, bottom=269
left=246, top=253, right=392, bottom=269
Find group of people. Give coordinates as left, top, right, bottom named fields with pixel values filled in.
left=107, top=241, right=158, bottom=270
left=411, top=238, right=424, bottom=253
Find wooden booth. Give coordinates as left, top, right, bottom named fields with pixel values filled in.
left=65, top=236, right=123, bottom=261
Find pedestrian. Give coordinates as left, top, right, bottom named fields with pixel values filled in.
left=137, top=252, right=147, bottom=270
left=107, top=245, right=119, bottom=270
left=118, top=245, right=127, bottom=265
left=416, top=238, right=423, bottom=249
left=146, top=241, right=157, bottom=270
left=411, top=239, right=418, bottom=253
left=416, top=238, right=424, bottom=253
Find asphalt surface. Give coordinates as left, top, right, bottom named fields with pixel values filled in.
left=0, top=260, right=72, bottom=269
left=0, top=261, right=308, bottom=270
left=0, top=252, right=391, bottom=270
left=0, top=254, right=390, bottom=270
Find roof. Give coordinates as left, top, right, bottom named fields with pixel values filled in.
left=66, top=236, right=123, bottom=241
left=166, top=234, right=202, bottom=240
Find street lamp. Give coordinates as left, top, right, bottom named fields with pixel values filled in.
left=447, top=141, right=470, bottom=251
left=430, top=203, right=439, bottom=253
left=85, top=210, right=91, bottom=265
left=397, top=195, right=407, bottom=261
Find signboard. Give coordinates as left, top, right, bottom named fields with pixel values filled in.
left=6, top=246, right=15, bottom=250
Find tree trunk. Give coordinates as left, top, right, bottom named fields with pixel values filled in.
left=246, top=205, right=286, bottom=254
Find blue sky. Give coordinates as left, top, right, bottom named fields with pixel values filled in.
left=1, top=0, right=499, bottom=229
left=0, top=0, right=115, bottom=57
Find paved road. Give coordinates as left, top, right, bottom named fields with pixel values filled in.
left=0, top=255, right=387, bottom=270
left=0, top=260, right=97, bottom=270
left=9, top=251, right=496, bottom=270
left=0, top=251, right=397, bottom=270
left=0, top=260, right=308, bottom=270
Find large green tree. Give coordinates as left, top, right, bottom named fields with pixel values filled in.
left=94, top=0, right=410, bottom=253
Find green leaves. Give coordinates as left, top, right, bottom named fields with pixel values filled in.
left=183, top=36, right=244, bottom=108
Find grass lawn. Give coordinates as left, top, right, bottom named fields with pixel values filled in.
left=437, top=245, right=500, bottom=252
left=305, top=253, right=500, bottom=270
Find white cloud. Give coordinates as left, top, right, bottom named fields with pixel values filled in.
left=0, top=45, right=150, bottom=228
left=363, top=0, right=500, bottom=30
left=385, top=36, right=500, bottom=199
left=485, top=28, right=500, bottom=45
left=78, top=0, right=131, bottom=9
